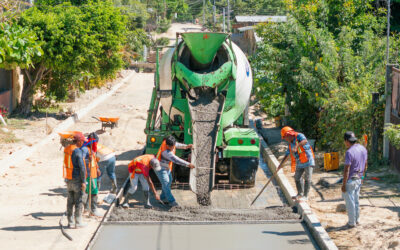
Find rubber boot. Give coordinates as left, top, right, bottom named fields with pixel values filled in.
left=295, top=179, right=304, bottom=197
left=66, top=213, right=75, bottom=228
left=111, top=178, right=117, bottom=194
left=75, top=216, right=87, bottom=228
left=303, top=181, right=311, bottom=199
left=122, top=192, right=130, bottom=208
left=143, top=191, right=152, bottom=209
left=90, top=195, right=102, bottom=217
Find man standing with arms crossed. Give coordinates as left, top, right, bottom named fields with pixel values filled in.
left=342, top=131, right=368, bottom=228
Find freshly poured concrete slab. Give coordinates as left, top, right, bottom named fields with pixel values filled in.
left=91, top=223, right=317, bottom=250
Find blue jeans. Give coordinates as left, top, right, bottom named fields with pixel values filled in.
left=98, top=156, right=116, bottom=181
left=342, top=178, right=362, bottom=226
left=155, top=168, right=175, bottom=203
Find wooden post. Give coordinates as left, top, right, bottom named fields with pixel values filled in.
left=371, top=92, right=379, bottom=154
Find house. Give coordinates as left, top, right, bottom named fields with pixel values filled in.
left=231, top=16, right=287, bottom=56
left=0, top=68, right=24, bottom=113
left=233, top=16, right=287, bottom=31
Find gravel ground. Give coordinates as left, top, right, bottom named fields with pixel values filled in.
left=188, top=87, right=224, bottom=206
left=109, top=206, right=300, bottom=222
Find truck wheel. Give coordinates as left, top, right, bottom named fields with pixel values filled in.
left=229, top=157, right=258, bottom=187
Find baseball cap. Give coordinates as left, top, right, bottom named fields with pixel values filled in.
left=344, top=131, right=357, bottom=142
left=74, top=132, right=86, bottom=141
left=150, top=158, right=161, bottom=171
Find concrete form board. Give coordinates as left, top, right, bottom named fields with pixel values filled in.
left=91, top=223, right=317, bottom=250
left=260, top=138, right=338, bottom=250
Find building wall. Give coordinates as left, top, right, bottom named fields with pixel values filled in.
left=12, top=68, right=24, bottom=111
left=390, top=67, right=400, bottom=173
left=0, top=69, right=12, bottom=112
left=0, top=68, right=24, bottom=113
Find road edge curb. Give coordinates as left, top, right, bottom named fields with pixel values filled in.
left=260, top=138, right=338, bottom=250
left=0, top=71, right=136, bottom=174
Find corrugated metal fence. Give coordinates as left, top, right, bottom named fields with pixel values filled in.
left=390, top=67, right=400, bottom=172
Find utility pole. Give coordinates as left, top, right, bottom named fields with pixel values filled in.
left=227, top=0, right=230, bottom=32
left=223, top=8, right=226, bottom=33
left=163, top=0, right=167, bottom=19
left=383, top=0, right=391, bottom=158
left=203, top=0, right=206, bottom=25
left=213, top=5, right=216, bottom=28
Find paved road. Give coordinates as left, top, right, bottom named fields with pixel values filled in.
left=0, top=72, right=153, bottom=250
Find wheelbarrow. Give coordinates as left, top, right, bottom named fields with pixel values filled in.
left=58, top=131, right=83, bottom=147
left=96, top=117, right=119, bottom=131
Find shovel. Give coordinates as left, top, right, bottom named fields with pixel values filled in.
left=250, top=163, right=284, bottom=206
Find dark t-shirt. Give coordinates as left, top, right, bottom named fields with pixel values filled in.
left=71, top=147, right=88, bottom=183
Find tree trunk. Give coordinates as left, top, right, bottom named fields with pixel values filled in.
left=14, top=64, right=48, bottom=116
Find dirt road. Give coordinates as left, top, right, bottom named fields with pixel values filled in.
left=0, top=72, right=153, bottom=250
left=258, top=120, right=400, bottom=250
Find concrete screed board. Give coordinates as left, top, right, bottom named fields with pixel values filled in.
left=91, top=222, right=318, bottom=250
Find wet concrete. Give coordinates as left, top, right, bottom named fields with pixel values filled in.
left=109, top=206, right=300, bottom=222
left=91, top=223, right=317, bottom=250
left=188, top=87, right=224, bottom=206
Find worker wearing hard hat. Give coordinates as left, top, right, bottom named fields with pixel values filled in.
left=122, top=154, right=161, bottom=209
left=279, top=126, right=315, bottom=201
left=63, top=132, right=88, bottom=228
left=87, top=132, right=118, bottom=194
left=155, top=135, right=195, bottom=207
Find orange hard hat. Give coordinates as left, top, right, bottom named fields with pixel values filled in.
left=281, top=126, right=294, bottom=139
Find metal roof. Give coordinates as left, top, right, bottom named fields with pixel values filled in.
left=234, top=16, right=287, bottom=23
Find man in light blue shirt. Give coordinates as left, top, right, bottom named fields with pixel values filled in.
left=279, top=126, right=315, bottom=201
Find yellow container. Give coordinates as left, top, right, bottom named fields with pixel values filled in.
left=324, top=152, right=339, bottom=171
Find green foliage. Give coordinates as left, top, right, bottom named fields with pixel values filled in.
left=125, top=28, right=151, bottom=62
left=0, top=22, right=43, bottom=69
left=156, top=18, right=171, bottom=33
left=154, top=37, right=170, bottom=47
left=253, top=0, right=395, bottom=152
left=18, top=1, right=127, bottom=100
left=384, top=123, right=400, bottom=150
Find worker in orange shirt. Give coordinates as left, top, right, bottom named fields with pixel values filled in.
left=122, top=154, right=161, bottom=209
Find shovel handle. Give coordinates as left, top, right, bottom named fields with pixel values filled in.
left=250, top=164, right=284, bottom=206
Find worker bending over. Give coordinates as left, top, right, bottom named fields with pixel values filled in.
left=63, top=133, right=88, bottom=228
left=156, top=135, right=195, bottom=207
left=279, top=126, right=315, bottom=201
left=122, top=154, right=161, bottom=209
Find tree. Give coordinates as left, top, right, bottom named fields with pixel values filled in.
left=15, top=1, right=127, bottom=114
left=0, top=22, right=43, bottom=70
left=253, top=0, right=396, bottom=152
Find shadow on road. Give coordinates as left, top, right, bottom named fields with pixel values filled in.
left=116, top=149, right=145, bottom=161
left=1, top=225, right=60, bottom=231
left=24, top=212, right=64, bottom=220
left=40, top=187, right=67, bottom=197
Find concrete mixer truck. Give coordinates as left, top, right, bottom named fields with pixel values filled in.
left=144, top=32, right=259, bottom=198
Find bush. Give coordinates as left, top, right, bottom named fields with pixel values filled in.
left=156, top=18, right=171, bottom=33
left=253, top=0, right=395, bottom=152
left=384, top=124, right=400, bottom=150
left=154, top=37, right=170, bottom=47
